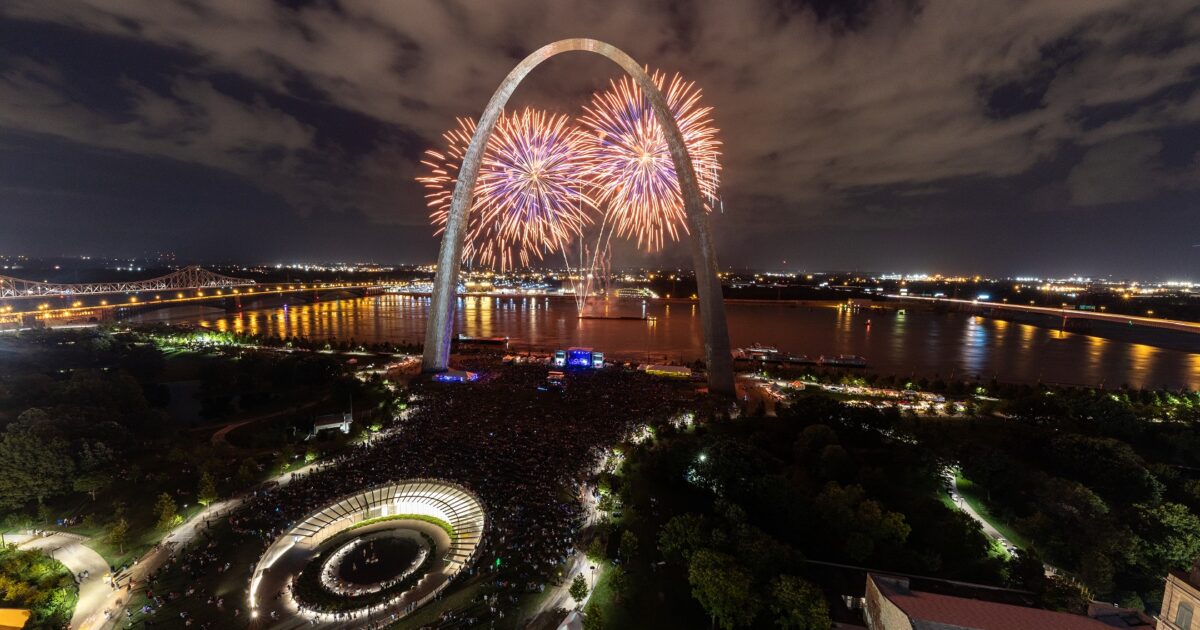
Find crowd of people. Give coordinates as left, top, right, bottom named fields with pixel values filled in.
left=315, top=531, right=431, bottom=598
left=148, top=359, right=695, bottom=627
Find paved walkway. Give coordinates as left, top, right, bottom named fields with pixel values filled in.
left=210, top=397, right=326, bottom=447
left=254, top=519, right=452, bottom=628
left=9, top=531, right=111, bottom=629
left=528, top=484, right=603, bottom=624
left=82, top=462, right=326, bottom=630
left=945, top=470, right=1059, bottom=576
left=946, top=472, right=1006, bottom=541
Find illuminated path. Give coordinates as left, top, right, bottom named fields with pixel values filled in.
left=83, top=462, right=325, bottom=630
left=888, top=294, right=1200, bottom=335
left=10, top=532, right=109, bottom=629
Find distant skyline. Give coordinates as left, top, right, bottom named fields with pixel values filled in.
left=0, top=253, right=1195, bottom=284
left=2, top=1, right=1199, bottom=277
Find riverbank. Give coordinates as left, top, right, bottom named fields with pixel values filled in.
left=107, top=298, right=1200, bottom=389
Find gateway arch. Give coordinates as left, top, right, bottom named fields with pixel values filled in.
left=422, top=38, right=735, bottom=397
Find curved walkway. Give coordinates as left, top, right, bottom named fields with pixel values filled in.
left=250, top=480, right=486, bottom=628
left=82, top=462, right=325, bottom=630
left=255, top=519, right=452, bottom=628
left=11, top=531, right=110, bottom=629
left=210, top=397, right=326, bottom=447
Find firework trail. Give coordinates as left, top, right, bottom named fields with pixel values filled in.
left=419, top=109, right=597, bottom=271
left=572, top=69, right=721, bottom=303
left=578, top=70, right=721, bottom=254
left=418, top=70, right=721, bottom=311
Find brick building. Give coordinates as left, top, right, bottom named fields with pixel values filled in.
left=1158, top=562, right=1200, bottom=630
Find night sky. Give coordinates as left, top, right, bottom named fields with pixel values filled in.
left=1, top=0, right=1199, bottom=277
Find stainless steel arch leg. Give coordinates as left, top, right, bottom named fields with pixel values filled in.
left=422, top=38, right=735, bottom=397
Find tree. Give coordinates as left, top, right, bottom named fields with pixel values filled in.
left=569, top=573, right=589, bottom=608
left=274, top=445, right=296, bottom=472
left=1039, top=574, right=1092, bottom=614
left=154, top=492, right=178, bottom=530
left=1009, top=394, right=1071, bottom=427
left=608, top=565, right=629, bottom=601
left=1047, top=434, right=1162, bottom=504
left=582, top=601, right=605, bottom=629
left=73, top=471, right=112, bottom=502
left=1132, top=502, right=1200, bottom=575
left=73, top=442, right=115, bottom=501
left=817, top=444, right=852, bottom=481
left=618, top=529, right=639, bottom=565
left=793, top=424, right=838, bottom=458
left=0, top=419, right=75, bottom=510
left=237, top=460, right=257, bottom=486
left=1007, top=549, right=1047, bottom=592
left=119, top=344, right=165, bottom=380
left=108, top=518, right=129, bottom=554
left=815, top=482, right=910, bottom=561
left=659, top=513, right=709, bottom=563
left=197, top=470, right=218, bottom=506
left=769, top=575, right=831, bottom=629
left=586, top=536, right=608, bottom=563
left=691, top=438, right=778, bottom=499
left=1024, top=477, right=1110, bottom=567
left=688, top=549, right=762, bottom=629
left=736, top=525, right=793, bottom=579
left=78, top=441, right=115, bottom=470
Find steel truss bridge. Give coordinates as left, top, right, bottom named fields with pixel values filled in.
left=0, top=266, right=256, bottom=299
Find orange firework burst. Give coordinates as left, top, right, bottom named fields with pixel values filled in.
left=418, top=109, right=597, bottom=270
left=578, top=70, right=721, bottom=252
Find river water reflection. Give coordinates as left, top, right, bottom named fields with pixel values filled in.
left=127, top=294, right=1200, bottom=389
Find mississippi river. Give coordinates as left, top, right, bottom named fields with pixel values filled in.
left=127, top=294, right=1200, bottom=389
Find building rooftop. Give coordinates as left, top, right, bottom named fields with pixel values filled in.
left=1169, top=567, right=1200, bottom=592
left=871, top=574, right=1116, bottom=630
left=1085, top=602, right=1153, bottom=628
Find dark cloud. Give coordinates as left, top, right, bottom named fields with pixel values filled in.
left=1068, top=135, right=1165, bottom=205
left=0, top=0, right=1198, bottom=275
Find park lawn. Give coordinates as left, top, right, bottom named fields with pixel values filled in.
left=220, top=393, right=336, bottom=450
left=23, top=491, right=197, bottom=569
left=584, top=560, right=616, bottom=619
left=122, top=520, right=261, bottom=629
left=158, top=348, right=213, bottom=380
left=79, top=502, right=205, bottom=568
left=514, top=559, right=608, bottom=629
left=50, top=442, right=282, bottom=569
left=45, top=447, right=212, bottom=568
left=938, top=490, right=958, bottom=512
left=389, top=576, right=489, bottom=629
left=954, top=473, right=1033, bottom=551
left=512, top=572, right=570, bottom=625
left=581, top=559, right=699, bottom=630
